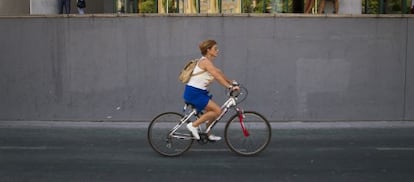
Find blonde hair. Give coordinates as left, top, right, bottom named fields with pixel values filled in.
left=199, top=40, right=217, bottom=56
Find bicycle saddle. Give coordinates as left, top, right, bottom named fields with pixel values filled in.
left=183, top=102, right=204, bottom=116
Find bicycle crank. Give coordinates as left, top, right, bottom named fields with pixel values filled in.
left=197, top=133, right=209, bottom=144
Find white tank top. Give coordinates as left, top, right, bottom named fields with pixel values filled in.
left=187, top=57, right=214, bottom=90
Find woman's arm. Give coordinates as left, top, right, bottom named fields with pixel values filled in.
left=201, top=59, right=233, bottom=88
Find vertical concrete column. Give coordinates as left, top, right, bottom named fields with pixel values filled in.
left=208, top=0, right=219, bottom=13
left=158, top=0, right=166, bottom=13
left=339, top=0, right=362, bottom=14
left=185, top=0, right=198, bottom=13
left=30, top=0, right=58, bottom=14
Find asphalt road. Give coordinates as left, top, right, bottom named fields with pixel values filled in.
left=1, top=121, right=414, bottom=182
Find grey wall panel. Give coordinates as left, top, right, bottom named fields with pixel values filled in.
left=406, top=18, right=414, bottom=120
left=0, top=16, right=411, bottom=121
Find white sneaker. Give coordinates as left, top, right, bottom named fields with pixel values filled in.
left=208, top=134, right=222, bottom=141
left=186, top=123, right=200, bottom=140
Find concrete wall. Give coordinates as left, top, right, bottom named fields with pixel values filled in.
left=407, top=17, right=414, bottom=120
left=0, top=0, right=30, bottom=15
left=0, top=15, right=413, bottom=122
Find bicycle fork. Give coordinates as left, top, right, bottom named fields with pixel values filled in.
left=236, top=107, right=249, bottom=137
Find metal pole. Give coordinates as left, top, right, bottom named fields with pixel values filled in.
left=176, top=0, right=179, bottom=13
left=197, top=0, right=200, bottom=13
left=155, top=0, right=158, bottom=13
left=219, top=0, right=222, bottom=13
left=402, top=0, right=407, bottom=14
left=134, top=0, right=138, bottom=13
left=285, top=0, right=289, bottom=13
left=379, top=0, right=384, bottom=14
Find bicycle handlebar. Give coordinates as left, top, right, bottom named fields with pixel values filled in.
left=226, top=81, right=248, bottom=104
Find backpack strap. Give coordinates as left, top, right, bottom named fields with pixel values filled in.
left=191, top=60, right=206, bottom=76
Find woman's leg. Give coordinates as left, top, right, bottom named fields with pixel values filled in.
left=304, top=0, right=315, bottom=14
left=59, top=0, right=64, bottom=14
left=187, top=100, right=221, bottom=140
left=334, top=0, right=339, bottom=14
left=318, top=0, right=326, bottom=14
left=191, top=100, right=221, bottom=127
left=65, top=0, right=71, bottom=14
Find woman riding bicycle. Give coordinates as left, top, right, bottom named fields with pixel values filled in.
left=184, top=39, right=239, bottom=141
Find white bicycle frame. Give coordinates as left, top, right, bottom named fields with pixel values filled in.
left=168, top=94, right=241, bottom=139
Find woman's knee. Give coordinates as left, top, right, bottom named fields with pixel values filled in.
left=212, top=109, right=221, bottom=118
left=206, top=107, right=220, bottom=118
left=206, top=102, right=221, bottom=118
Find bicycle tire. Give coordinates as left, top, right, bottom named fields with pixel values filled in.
left=225, top=111, right=271, bottom=156
left=147, top=112, right=193, bottom=157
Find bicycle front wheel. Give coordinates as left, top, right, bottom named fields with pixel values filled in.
left=225, top=111, right=271, bottom=156
left=147, top=112, right=193, bottom=157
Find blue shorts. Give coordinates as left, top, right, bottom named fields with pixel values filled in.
left=183, top=85, right=212, bottom=113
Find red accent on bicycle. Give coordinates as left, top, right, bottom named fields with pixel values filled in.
left=237, top=109, right=249, bottom=137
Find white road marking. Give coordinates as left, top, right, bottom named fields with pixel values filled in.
left=0, top=146, right=64, bottom=150
left=376, top=147, right=414, bottom=151
left=190, top=148, right=229, bottom=152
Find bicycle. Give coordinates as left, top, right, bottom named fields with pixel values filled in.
left=147, top=84, right=271, bottom=156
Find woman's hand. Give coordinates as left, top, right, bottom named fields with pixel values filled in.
left=230, top=85, right=240, bottom=91
left=228, top=80, right=240, bottom=91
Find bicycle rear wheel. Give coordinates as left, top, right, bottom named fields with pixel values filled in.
left=147, top=112, right=193, bottom=157
left=225, top=111, right=271, bottom=156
